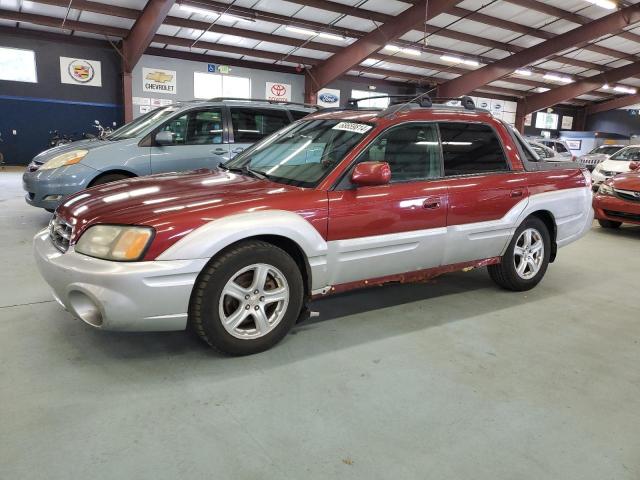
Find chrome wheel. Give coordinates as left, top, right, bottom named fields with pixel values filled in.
left=218, top=263, right=289, bottom=340
left=513, top=228, right=544, bottom=280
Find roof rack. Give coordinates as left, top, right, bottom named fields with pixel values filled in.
left=206, top=97, right=319, bottom=109
left=346, top=94, right=478, bottom=111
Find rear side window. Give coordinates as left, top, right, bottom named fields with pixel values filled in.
left=230, top=108, right=290, bottom=143
left=439, top=123, right=509, bottom=176
left=555, top=142, right=568, bottom=154
left=289, top=110, right=311, bottom=121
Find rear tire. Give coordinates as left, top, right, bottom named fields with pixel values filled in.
left=89, top=173, right=131, bottom=187
left=488, top=217, right=551, bottom=292
left=598, top=219, right=622, bottom=229
left=189, top=240, right=304, bottom=355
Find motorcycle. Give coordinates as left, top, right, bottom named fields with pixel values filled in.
left=48, top=130, right=73, bottom=148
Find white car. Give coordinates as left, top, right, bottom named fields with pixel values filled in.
left=528, top=141, right=566, bottom=162
left=530, top=138, right=574, bottom=161
left=591, top=145, right=640, bottom=190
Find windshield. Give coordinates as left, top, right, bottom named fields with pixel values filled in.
left=223, top=119, right=374, bottom=187
left=109, top=106, right=180, bottom=141
left=589, top=145, right=622, bottom=156
left=610, top=146, right=640, bottom=161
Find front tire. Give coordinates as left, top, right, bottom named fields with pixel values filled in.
left=89, top=173, right=131, bottom=187
left=598, top=219, right=622, bottom=229
left=189, top=240, right=304, bottom=355
left=488, top=217, right=551, bottom=292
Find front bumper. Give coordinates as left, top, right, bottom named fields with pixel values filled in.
left=593, top=194, right=640, bottom=225
left=22, top=164, right=96, bottom=209
left=33, top=229, right=208, bottom=331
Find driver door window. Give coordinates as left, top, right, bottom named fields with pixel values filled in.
left=356, top=123, right=442, bottom=182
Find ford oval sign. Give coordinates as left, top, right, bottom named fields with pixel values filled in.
left=319, top=93, right=338, bottom=104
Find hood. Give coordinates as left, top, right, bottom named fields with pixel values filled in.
left=598, top=159, right=631, bottom=172
left=608, top=171, right=640, bottom=190
left=57, top=168, right=309, bottom=242
left=31, top=138, right=126, bottom=165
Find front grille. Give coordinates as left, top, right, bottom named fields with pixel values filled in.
left=614, top=188, right=640, bottom=203
left=579, top=158, right=599, bottom=166
left=49, top=214, right=73, bottom=252
left=603, top=210, right=640, bottom=222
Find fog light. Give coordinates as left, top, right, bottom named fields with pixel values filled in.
left=67, top=291, right=103, bottom=327
left=43, top=195, right=63, bottom=201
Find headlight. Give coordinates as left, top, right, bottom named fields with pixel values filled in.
left=40, top=150, right=88, bottom=170
left=598, top=183, right=614, bottom=196
left=75, top=225, right=154, bottom=261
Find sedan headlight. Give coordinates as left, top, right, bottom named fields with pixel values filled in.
left=75, top=225, right=154, bottom=261
left=40, top=150, right=88, bottom=170
left=598, top=183, right=614, bottom=196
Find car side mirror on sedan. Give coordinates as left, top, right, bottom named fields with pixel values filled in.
left=351, top=161, right=392, bottom=187
left=155, top=131, right=175, bottom=146
left=630, top=161, right=640, bottom=171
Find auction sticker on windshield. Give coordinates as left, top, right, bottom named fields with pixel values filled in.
left=332, top=122, right=372, bottom=134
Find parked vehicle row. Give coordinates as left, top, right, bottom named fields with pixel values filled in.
left=33, top=96, right=594, bottom=355
left=593, top=161, right=640, bottom=229
left=577, top=144, right=625, bottom=171
left=23, top=99, right=315, bottom=211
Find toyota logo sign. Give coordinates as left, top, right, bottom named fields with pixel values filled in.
left=271, top=84, right=287, bottom=97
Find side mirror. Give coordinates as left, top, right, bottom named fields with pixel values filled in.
left=630, top=161, right=640, bottom=171
left=155, top=131, right=174, bottom=146
left=351, top=161, right=391, bottom=187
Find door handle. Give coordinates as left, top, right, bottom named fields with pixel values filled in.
left=231, top=147, right=245, bottom=154
left=510, top=189, right=525, bottom=198
left=211, top=148, right=227, bottom=155
left=423, top=197, right=442, bottom=209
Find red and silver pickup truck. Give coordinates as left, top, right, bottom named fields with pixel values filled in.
left=34, top=96, right=594, bottom=355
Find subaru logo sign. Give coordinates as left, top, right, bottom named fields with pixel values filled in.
left=319, top=93, right=338, bottom=104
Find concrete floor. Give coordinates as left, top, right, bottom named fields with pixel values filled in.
left=1, top=168, right=639, bottom=479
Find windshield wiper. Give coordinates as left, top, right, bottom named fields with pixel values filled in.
left=219, top=164, right=269, bottom=180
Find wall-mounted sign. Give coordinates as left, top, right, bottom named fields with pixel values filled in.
left=140, top=105, right=151, bottom=114
left=524, top=113, right=533, bottom=127
left=317, top=88, right=340, bottom=108
left=561, top=116, right=574, bottom=130
left=132, top=96, right=150, bottom=106
left=60, top=57, right=102, bottom=87
left=266, top=82, right=291, bottom=102
left=566, top=140, right=582, bottom=150
left=535, top=112, right=559, bottom=130
left=143, top=67, right=176, bottom=94
left=208, top=64, right=231, bottom=74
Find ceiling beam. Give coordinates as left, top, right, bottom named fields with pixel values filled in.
left=504, top=0, right=640, bottom=45
left=521, top=62, right=640, bottom=115
left=122, top=0, right=175, bottom=72
left=437, top=4, right=640, bottom=98
left=303, top=0, right=457, bottom=96
left=585, top=94, right=640, bottom=115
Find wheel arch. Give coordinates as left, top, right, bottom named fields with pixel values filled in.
left=87, top=169, right=137, bottom=187
left=526, top=210, right=558, bottom=262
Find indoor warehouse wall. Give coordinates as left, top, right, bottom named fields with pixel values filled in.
left=0, top=30, right=123, bottom=166
left=586, top=109, right=640, bottom=137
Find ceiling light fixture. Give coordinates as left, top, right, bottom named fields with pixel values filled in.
left=543, top=73, right=573, bottom=83
left=584, top=0, right=617, bottom=9
left=515, top=68, right=532, bottom=76
left=441, top=55, right=479, bottom=67
left=384, top=44, right=422, bottom=56
left=536, top=87, right=550, bottom=93
left=614, top=85, right=637, bottom=94
left=286, top=25, right=345, bottom=41
left=178, top=4, right=254, bottom=22
left=285, top=25, right=316, bottom=36
left=602, top=83, right=610, bottom=90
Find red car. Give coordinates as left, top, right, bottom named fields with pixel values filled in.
left=593, top=162, right=640, bottom=228
left=34, top=98, right=594, bottom=355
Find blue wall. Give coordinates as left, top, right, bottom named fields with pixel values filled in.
left=586, top=109, right=640, bottom=137
left=0, top=30, right=123, bottom=165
